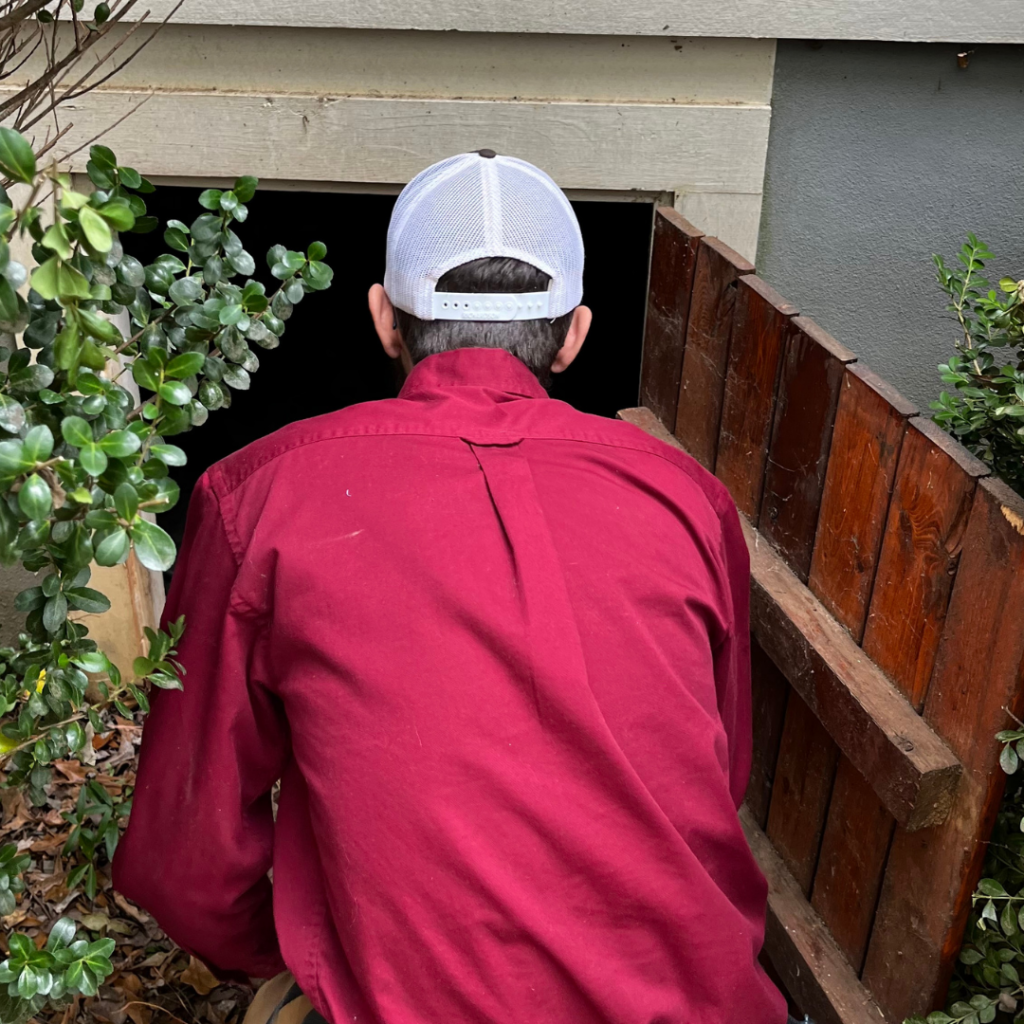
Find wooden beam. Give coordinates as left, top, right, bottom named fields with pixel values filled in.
left=617, top=406, right=963, bottom=832
left=741, top=807, right=889, bottom=1024
left=744, top=514, right=961, bottom=831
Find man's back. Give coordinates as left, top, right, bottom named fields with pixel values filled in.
left=115, top=347, right=787, bottom=1024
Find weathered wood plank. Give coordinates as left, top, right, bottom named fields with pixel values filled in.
left=759, top=317, right=856, bottom=582
left=746, top=639, right=790, bottom=828
left=804, top=365, right=916, bottom=975
left=36, top=89, right=772, bottom=194
left=742, top=515, right=962, bottom=831
left=616, top=406, right=964, bottom=832
left=674, top=237, right=754, bottom=468
left=808, top=364, right=917, bottom=642
left=106, top=0, right=1024, bottom=47
left=715, top=276, right=799, bottom=520
left=639, top=209, right=704, bottom=431
left=863, top=476, right=1024, bottom=1022
left=862, top=417, right=989, bottom=711
left=766, top=692, right=840, bottom=894
left=811, top=760, right=895, bottom=972
left=741, top=807, right=890, bottom=1024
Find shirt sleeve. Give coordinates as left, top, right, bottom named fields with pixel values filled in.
left=713, top=498, right=753, bottom=809
left=112, top=472, right=288, bottom=981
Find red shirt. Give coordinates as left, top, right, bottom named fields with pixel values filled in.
left=114, top=347, right=785, bottom=1024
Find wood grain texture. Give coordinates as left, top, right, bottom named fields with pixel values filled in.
left=766, top=692, right=840, bottom=894
left=743, top=515, right=962, bottom=831
left=102, top=0, right=1024, bottom=45
left=808, top=364, right=917, bottom=642
left=611, top=421, right=964, bottom=834
left=863, top=476, right=1024, bottom=1022
left=639, top=209, right=704, bottom=431
left=746, top=639, right=790, bottom=828
left=804, top=366, right=916, bottom=979
left=811, top=760, right=895, bottom=973
left=674, top=237, right=755, bottom=468
left=741, top=808, right=890, bottom=1024
left=40, top=90, right=771, bottom=194
left=759, top=316, right=856, bottom=582
left=862, top=417, right=989, bottom=711
left=715, top=276, right=799, bottom=520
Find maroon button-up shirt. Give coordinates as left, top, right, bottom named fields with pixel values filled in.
left=114, top=347, right=785, bottom=1024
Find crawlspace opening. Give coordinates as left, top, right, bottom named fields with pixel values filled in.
left=123, top=187, right=653, bottom=558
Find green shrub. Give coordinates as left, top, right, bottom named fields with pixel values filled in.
left=932, top=234, right=1024, bottom=497
left=0, top=128, right=331, bottom=1023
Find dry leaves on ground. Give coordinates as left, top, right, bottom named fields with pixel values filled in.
left=1, top=710, right=254, bottom=1024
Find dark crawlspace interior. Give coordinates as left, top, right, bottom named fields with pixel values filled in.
left=122, top=186, right=653, bottom=563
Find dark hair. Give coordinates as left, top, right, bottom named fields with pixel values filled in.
left=394, top=257, right=575, bottom=383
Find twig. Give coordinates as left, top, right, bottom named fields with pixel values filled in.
left=121, top=1001, right=192, bottom=1024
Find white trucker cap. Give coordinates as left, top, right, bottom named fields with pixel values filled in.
left=384, top=150, right=585, bottom=322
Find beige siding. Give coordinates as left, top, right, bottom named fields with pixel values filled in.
left=72, top=0, right=1022, bottom=43
left=15, top=25, right=773, bottom=257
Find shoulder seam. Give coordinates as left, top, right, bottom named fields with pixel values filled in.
left=211, top=423, right=722, bottom=518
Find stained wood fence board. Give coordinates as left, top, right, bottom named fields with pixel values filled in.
left=863, top=476, right=1024, bottom=1022
left=715, top=275, right=799, bottom=520
left=803, top=365, right=916, bottom=973
left=766, top=691, right=839, bottom=894
left=639, top=209, right=704, bottom=431
left=811, top=759, right=896, bottom=973
left=862, top=416, right=989, bottom=712
left=808, top=364, right=917, bottom=642
left=674, top=237, right=754, bottom=468
left=759, top=316, right=856, bottom=582
left=746, top=639, right=790, bottom=828
left=742, top=514, right=962, bottom=831
left=616, top=406, right=962, bottom=832
left=741, top=807, right=890, bottom=1024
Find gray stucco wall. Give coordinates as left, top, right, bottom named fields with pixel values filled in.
left=757, top=41, right=1024, bottom=410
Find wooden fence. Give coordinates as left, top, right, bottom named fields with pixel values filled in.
left=623, top=208, right=1024, bottom=1024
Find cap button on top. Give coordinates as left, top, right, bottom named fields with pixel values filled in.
left=477, top=149, right=497, bottom=159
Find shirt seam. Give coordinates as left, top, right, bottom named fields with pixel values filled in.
left=205, top=475, right=266, bottom=621
left=211, top=423, right=722, bottom=517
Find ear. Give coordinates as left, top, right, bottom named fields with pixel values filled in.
left=368, top=284, right=404, bottom=359
left=550, top=305, right=593, bottom=374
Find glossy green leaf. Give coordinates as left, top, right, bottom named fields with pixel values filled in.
left=131, top=518, right=176, bottom=571
left=41, top=222, right=73, bottom=260
left=17, top=474, right=51, bottom=520
left=149, top=443, right=186, bottom=466
left=78, top=205, right=113, bottom=253
left=0, top=127, right=36, bottom=183
left=94, top=527, right=129, bottom=566
left=165, top=351, right=205, bottom=379
left=78, top=443, right=108, bottom=477
left=61, top=416, right=93, bottom=449
left=158, top=381, right=191, bottom=406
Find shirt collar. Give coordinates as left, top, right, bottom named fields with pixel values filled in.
left=399, top=348, right=549, bottom=401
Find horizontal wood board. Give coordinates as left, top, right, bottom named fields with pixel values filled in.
left=617, top=407, right=962, bottom=832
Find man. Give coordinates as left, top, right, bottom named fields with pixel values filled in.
left=114, top=151, right=789, bottom=1024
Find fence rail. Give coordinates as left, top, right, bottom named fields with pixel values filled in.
left=623, top=207, right=1024, bottom=1024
